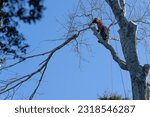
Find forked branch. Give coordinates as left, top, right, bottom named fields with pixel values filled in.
left=0, top=27, right=90, bottom=99
left=91, top=26, right=128, bottom=70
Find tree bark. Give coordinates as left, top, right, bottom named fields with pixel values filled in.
left=105, top=0, right=150, bottom=99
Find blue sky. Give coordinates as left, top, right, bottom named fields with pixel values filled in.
left=1, top=0, right=150, bottom=100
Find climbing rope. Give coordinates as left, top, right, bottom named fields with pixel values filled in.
left=112, top=26, right=127, bottom=98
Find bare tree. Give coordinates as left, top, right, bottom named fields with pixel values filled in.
left=0, top=0, right=150, bottom=99
left=104, top=0, right=150, bottom=99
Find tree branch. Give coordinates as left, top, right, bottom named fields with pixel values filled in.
left=105, top=0, right=128, bottom=28
left=91, top=26, right=128, bottom=70
left=119, top=0, right=126, bottom=16
left=29, top=65, right=47, bottom=100
left=0, top=27, right=90, bottom=99
left=0, top=50, right=52, bottom=71
left=143, top=64, right=150, bottom=78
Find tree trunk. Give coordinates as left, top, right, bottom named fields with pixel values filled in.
left=105, top=0, right=150, bottom=99
left=131, top=76, right=147, bottom=99
left=118, top=21, right=148, bottom=99
left=147, top=85, right=150, bottom=100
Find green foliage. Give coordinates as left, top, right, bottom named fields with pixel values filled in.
left=0, top=0, right=45, bottom=59
left=98, top=93, right=129, bottom=100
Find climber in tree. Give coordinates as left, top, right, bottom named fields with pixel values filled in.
left=92, top=18, right=109, bottom=42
